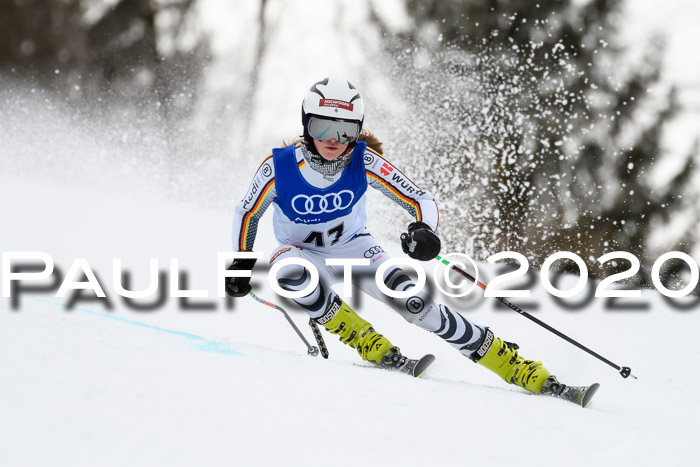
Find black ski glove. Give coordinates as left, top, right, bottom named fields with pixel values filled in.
left=400, top=221, right=441, bottom=261
left=225, top=257, right=258, bottom=297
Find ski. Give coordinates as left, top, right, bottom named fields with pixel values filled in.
left=392, top=354, right=436, bottom=378
left=579, top=383, right=600, bottom=407
left=540, top=376, right=600, bottom=408
left=356, top=353, right=436, bottom=378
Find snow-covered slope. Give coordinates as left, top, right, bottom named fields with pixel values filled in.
left=2, top=175, right=699, bottom=467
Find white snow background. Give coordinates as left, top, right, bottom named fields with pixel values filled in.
left=2, top=1, right=700, bottom=466
left=3, top=175, right=700, bottom=467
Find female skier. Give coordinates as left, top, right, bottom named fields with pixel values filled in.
left=225, top=77, right=594, bottom=404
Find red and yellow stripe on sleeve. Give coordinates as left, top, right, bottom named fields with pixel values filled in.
left=239, top=178, right=275, bottom=251
left=238, top=149, right=306, bottom=251
left=366, top=171, right=423, bottom=222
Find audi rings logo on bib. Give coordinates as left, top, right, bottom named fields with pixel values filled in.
left=291, top=190, right=355, bottom=215
left=364, top=246, right=384, bottom=258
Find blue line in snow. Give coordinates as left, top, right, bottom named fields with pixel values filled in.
left=31, top=298, right=243, bottom=356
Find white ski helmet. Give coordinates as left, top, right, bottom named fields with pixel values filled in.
left=301, top=77, right=364, bottom=131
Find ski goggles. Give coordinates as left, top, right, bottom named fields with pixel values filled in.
left=307, top=116, right=361, bottom=144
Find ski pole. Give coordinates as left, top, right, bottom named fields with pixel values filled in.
left=308, top=319, right=329, bottom=359
left=435, top=255, right=637, bottom=379
left=248, top=291, right=320, bottom=357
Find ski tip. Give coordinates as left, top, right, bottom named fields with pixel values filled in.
left=581, top=383, right=601, bottom=408
left=413, top=354, right=436, bottom=378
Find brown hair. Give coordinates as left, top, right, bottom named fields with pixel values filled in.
left=283, top=129, right=384, bottom=155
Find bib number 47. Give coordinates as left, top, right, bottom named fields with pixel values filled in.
left=303, top=223, right=344, bottom=247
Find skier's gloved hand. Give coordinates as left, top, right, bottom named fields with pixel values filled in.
left=400, top=221, right=441, bottom=261
left=225, top=257, right=258, bottom=297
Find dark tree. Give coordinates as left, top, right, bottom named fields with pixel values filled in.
left=0, top=0, right=207, bottom=117
left=0, top=0, right=86, bottom=79
left=377, top=0, right=697, bottom=283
